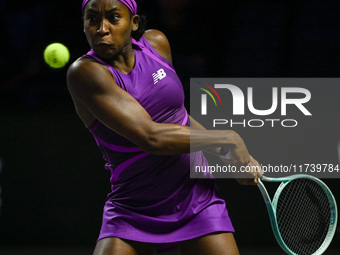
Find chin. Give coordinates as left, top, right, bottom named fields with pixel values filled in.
left=94, top=48, right=117, bottom=61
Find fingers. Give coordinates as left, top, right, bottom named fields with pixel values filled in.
left=220, top=131, right=251, bottom=165
left=236, top=156, right=263, bottom=185
left=249, top=156, right=263, bottom=178
left=218, top=143, right=262, bottom=186
left=219, top=147, right=250, bottom=166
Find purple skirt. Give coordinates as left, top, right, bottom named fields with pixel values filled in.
left=97, top=151, right=234, bottom=245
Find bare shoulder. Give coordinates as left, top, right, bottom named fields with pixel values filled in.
left=67, top=58, right=95, bottom=90
left=67, top=58, right=104, bottom=87
left=143, top=29, right=172, bottom=64
left=143, top=29, right=169, bottom=46
left=67, top=57, right=113, bottom=98
left=66, top=57, right=114, bottom=126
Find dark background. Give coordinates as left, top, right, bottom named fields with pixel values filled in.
left=0, top=0, right=339, bottom=253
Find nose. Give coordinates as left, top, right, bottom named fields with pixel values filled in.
left=97, top=19, right=109, bottom=36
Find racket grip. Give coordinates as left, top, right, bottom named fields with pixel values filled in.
left=219, top=147, right=232, bottom=160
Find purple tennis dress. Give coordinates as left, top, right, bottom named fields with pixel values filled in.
left=83, top=35, right=234, bottom=247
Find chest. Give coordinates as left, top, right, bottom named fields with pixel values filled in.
left=116, top=51, right=185, bottom=121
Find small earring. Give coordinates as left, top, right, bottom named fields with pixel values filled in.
left=133, top=27, right=137, bottom=31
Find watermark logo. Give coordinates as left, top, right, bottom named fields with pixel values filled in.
left=192, top=79, right=313, bottom=128
left=200, top=84, right=311, bottom=116
left=190, top=78, right=340, bottom=179
left=198, top=82, right=223, bottom=115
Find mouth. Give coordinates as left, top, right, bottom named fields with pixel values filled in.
left=95, top=41, right=112, bottom=46
left=96, top=43, right=110, bottom=47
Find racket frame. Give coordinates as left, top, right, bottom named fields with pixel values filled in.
left=258, top=174, right=338, bottom=255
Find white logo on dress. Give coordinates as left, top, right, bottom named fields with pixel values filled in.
left=152, top=69, right=167, bottom=84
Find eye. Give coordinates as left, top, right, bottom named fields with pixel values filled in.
left=87, top=14, right=98, bottom=23
left=109, top=14, right=120, bottom=22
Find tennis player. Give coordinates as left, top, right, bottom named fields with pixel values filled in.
left=67, top=0, right=261, bottom=254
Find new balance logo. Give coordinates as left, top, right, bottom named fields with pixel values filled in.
left=152, top=69, right=167, bottom=84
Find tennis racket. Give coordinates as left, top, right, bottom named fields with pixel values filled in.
left=258, top=175, right=338, bottom=255
left=219, top=149, right=338, bottom=254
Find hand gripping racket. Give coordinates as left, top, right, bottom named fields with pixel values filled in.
left=258, top=175, right=338, bottom=255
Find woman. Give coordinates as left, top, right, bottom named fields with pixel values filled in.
left=67, top=0, right=261, bottom=254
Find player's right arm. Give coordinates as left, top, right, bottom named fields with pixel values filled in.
left=67, top=58, right=250, bottom=165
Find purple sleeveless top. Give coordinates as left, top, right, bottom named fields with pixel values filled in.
left=83, top=36, right=234, bottom=248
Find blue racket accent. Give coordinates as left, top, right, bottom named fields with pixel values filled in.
left=258, top=175, right=338, bottom=255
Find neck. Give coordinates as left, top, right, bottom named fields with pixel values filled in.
left=112, top=46, right=136, bottom=74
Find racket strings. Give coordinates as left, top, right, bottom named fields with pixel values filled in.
left=276, top=179, right=331, bottom=255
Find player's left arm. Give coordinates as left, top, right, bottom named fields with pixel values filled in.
left=143, top=29, right=173, bottom=64
left=189, top=115, right=221, bottom=156
left=190, top=115, right=262, bottom=184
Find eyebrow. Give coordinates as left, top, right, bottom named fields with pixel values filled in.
left=86, top=7, right=123, bottom=14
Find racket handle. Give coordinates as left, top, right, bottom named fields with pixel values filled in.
left=219, top=147, right=232, bottom=160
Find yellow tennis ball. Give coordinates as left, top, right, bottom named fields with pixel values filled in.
left=44, top=43, right=70, bottom=68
